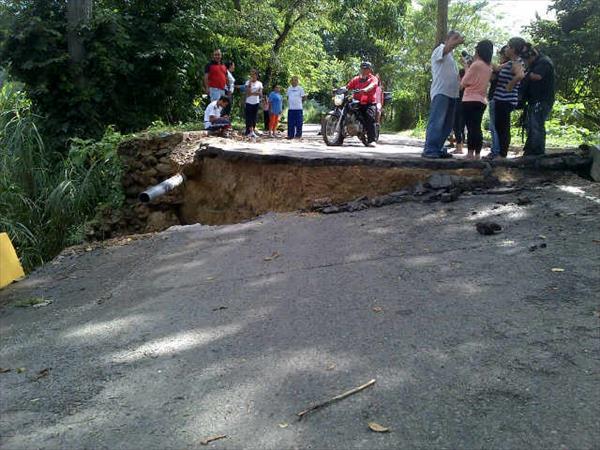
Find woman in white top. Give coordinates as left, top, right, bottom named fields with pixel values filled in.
left=244, top=69, right=263, bottom=138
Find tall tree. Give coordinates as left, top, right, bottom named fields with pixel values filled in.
left=435, top=0, right=448, bottom=46
left=528, top=0, right=600, bottom=127
left=263, top=0, right=326, bottom=88
left=67, top=0, right=93, bottom=63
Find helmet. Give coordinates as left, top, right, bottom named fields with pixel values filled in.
left=360, top=61, right=373, bottom=70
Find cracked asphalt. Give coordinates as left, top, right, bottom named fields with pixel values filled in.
left=1, top=174, right=599, bottom=450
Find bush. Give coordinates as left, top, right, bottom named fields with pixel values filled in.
left=0, top=83, right=124, bottom=271
left=303, top=99, right=327, bottom=124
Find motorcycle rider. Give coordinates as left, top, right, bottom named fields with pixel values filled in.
left=346, top=61, right=379, bottom=146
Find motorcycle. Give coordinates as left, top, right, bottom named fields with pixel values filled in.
left=321, top=88, right=390, bottom=146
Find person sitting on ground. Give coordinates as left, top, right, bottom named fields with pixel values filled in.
left=422, top=30, right=465, bottom=159
left=461, top=39, right=493, bottom=160
left=203, top=96, right=231, bottom=134
left=346, top=61, right=379, bottom=147
left=519, top=43, right=555, bottom=156
left=286, top=76, right=306, bottom=139
left=486, top=38, right=526, bottom=160
left=204, top=49, right=228, bottom=102
left=268, top=85, right=283, bottom=137
left=244, top=69, right=263, bottom=138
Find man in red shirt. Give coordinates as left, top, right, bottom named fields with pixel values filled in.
left=204, top=49, right=228, bottom=101
left=346, top=62, right=379, bottom=146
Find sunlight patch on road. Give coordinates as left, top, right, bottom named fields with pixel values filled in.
left=108, top=325, right=243, bottom=363
left=558, top=185, right=600, bottom=204
left=63, top=315, right=148, bottom=340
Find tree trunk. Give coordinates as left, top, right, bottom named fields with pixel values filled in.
left=67, top=0, right=93, bottom=63
left=233, top=0, right=242, bottom=11
left=435, top=0, right=448, bottom=46
left=264, top=13, right=304, bottom=88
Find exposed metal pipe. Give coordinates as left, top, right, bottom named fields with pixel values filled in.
left=139, top=173, right=186, bottom=203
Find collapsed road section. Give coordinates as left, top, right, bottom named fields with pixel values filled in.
left=86, top=132, right=594, bottom=239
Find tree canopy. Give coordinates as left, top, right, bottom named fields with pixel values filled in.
left=0, top=0, right=597, bottom=141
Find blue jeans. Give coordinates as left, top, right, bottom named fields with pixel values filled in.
left=209, top=87, right=225, bottom=102
left=523, top=101, right=553, bottom=156
left=488, top=100, right=501, bottom=156
left=423, top=94, right=458, bottom=157
left=288, top=109, right=303, bottom=138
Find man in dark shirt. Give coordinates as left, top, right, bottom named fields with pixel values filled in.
left=521, top=46, right=555, bottom=156
left=204, top=49, right=228, bottom=101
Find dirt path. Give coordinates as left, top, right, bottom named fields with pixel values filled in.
left=1, top=175, right=599, bottom=450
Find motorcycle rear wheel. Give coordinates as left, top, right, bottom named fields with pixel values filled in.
left=322, top=113, right=344, bottom=146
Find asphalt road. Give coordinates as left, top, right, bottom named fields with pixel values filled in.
left=1, top=175, right=599, bottom=450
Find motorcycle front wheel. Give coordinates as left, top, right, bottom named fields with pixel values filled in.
left=322, top=113, right=344, bottom=146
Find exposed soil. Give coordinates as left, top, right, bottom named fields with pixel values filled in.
left=180, top=158, right=482, bottom=225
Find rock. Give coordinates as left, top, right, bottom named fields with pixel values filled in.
left=370, top=195, right=395, bottom=207
left=413, top=182, right=427, bottom=196
left=346, top=200, right=368, bottom=212
left=440, top=189, right=460, bottom=203
left=155, top=163, right=173, bottom=175
left=591, top=145, right=600, bottom=182
left=322, top=206, right=341, bottom=214
left=425, top=173, right=464, bottom=190
left=476, top=222, right=502, bottom=235
left=311, top=197, right=333, bottom=209
left=143, top=156, right=158, bottom=166
left=142, top=168, right=158, bottom=178
left=389, top=190, right=409, bottom=198
left=516, top=196, right=532, bottom=206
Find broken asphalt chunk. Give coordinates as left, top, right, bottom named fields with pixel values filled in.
left=476, top=222, right=502, bottom=235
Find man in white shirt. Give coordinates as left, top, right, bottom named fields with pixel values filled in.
left=204, top=96, right=231, bottom=133
left=286, top=76, right=306, bottom=139
left=422, top=31, right=464, bottom=159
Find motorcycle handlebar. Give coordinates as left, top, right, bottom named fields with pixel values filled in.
left=333, top=87, right=360, bottom=95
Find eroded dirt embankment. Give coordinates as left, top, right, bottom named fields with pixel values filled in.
left=180, top=158, right=482, bottom=225
left=88, top=133, right=592, bottom=237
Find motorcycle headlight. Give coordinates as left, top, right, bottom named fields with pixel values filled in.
left=334, top=94, right=344, bottom=106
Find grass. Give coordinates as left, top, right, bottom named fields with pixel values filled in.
left=0, top=83, right=125, bottom=272
left=399, top=107, right=596, bottom=149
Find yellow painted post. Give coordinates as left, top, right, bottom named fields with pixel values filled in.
left=0, top=232, right=25, bottom=289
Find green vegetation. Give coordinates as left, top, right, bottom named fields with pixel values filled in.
left=0, top=83, right=124, bottom=271
left=0, top=0, right=597, bottom=271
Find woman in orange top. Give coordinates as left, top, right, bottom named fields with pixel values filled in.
left=461, top=40, right=493, bottom=160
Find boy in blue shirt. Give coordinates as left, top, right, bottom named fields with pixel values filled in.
left=268, top=85, right=283, bottom=137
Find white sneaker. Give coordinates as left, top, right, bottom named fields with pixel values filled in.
left=367, top=142, right=377, bottom=148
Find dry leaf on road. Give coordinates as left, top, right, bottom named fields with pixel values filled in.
left=264, top=251, right=280, bottom=261
left=368, top=422, right=390, bottom=432
left=34, top=368, right=51, bottom=380
left=200, top=434, right=227, bottom=445
left=212, top=306, right=228, bottom=311
left=278, top=422, right=289, bottom=428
